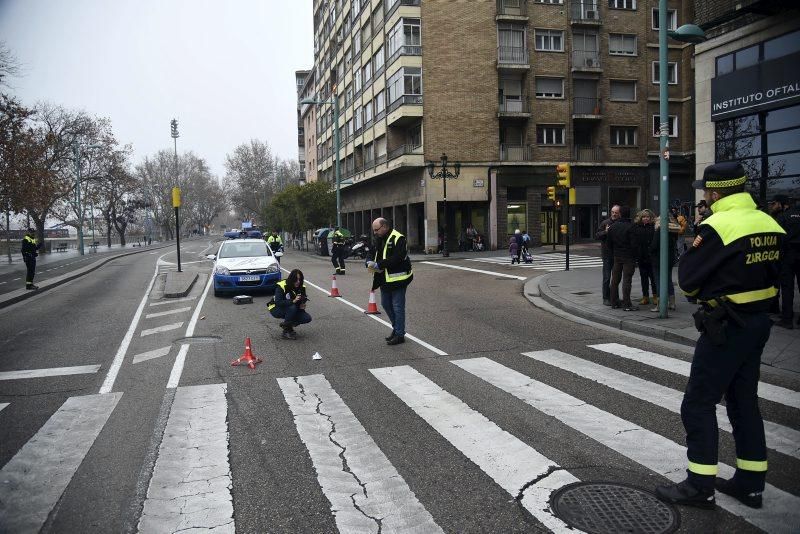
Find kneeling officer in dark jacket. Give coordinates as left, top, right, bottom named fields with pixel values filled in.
left=268, top=269, right=311, bottom=340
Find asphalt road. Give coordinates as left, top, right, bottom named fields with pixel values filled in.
left=1, top=240, right=798, bottom=533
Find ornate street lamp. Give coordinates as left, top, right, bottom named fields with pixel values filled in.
left=426, top=153, right=460, bottom=257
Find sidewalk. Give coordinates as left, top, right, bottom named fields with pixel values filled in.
left=0, top=242, right=155, bottom=275
left=534, top=266, right=800, bottom=375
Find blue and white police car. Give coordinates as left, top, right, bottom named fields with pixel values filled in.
left=208, top=238, right=281, bottom=297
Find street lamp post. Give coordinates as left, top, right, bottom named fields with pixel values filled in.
left=171, top=119, right=182, bottom=271
left=427, top=153, right=461, bottom=258
left=656, top=7, right=706, bottom=318
left=300, top=97, right=341, bottom=228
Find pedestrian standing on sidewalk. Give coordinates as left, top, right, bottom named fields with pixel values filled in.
left=367, top=218, right=413, bottom=345
left=21, top=228, right=42, bottom=290
left=633, top=209, right=657, bottom=305
left=595, top=205, right=621, bottom=306
left=773, top=195, right=800, bottom=329
left=608, top=206, right=638, bottom=310
left=656, top=161, right=784, bottom=510
left=649, top=214, right=679, bottom=311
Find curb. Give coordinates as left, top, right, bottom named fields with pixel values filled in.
left=0, top=244, right=173, bottom=310
left=530, top=272, right=696, bottom=347
left=163, top=273, right=199, bottom=298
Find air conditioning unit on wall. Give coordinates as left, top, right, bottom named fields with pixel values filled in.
left=585, top=57, right=595, bottom=67
left=586, top=10, right=597, bottom=19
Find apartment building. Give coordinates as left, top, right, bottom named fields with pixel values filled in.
left=296, top=70, right=312, bottom=183
left=692, top=0, right=799, bottom=204
left=309, top=0, right=695, bottom=252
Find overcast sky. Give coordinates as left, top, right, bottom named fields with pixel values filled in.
left=0, top=0, right=314, bottom=180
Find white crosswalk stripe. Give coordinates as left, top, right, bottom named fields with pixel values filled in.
left=468, top=252, right=603, bottom=271
left=453, top=356, right=800, bottom=534
left=589, top=342, right=800, bottom=410
left=278, top=374, right=443, bottom=533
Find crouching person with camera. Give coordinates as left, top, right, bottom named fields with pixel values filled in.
left=268, top=269, right=311, bottom=340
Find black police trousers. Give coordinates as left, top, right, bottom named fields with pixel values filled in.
left=23, top=255, right=36, bottom=286
left=331, top=246, right=346, bottom=272
left=682, top=310, right=772, bottom=491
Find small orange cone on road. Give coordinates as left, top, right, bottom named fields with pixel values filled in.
left=329, top=275, right=342, bottom=297
left=231, top=337, right=263, bottom=370
left=364, top=290, right=381, bottom=314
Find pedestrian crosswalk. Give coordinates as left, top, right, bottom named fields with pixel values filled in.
left=468, top=252, right=604, bottom=271
left=2, top=343, right=798, bottom=532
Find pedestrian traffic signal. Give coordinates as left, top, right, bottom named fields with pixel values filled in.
left=557, top=163, right=571, bottom=188
left=547, top=186, right=557, bottom=201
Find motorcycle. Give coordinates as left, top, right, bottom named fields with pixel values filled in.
left=347, top=235, right=371, bottom=259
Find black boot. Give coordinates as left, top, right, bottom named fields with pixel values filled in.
left=386, top=335, right=405, bottom=346
left=715, top=477, right=763, bottom=509
left=655, top=478, right=715, bottom=509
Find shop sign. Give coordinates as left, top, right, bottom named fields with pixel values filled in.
left=473, top=179, right=485, bottom=188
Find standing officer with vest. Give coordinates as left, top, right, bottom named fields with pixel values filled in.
left=266, top=231, right=283, bottom=262
left=367, top=218, right=413, bottom=345
left=267, top=268, right=311, bottom=340
left=21, top=228, right=42, bottom=290
left=330, top=227, right=347, bottom=275
left=656, top=162, right=785, bottom=510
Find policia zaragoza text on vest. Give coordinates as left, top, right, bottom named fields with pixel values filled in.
left=655, top=162, right=785, bottom=510
left=367, top=218, right=413, bottom=345
left=21, top=228, right=42, bottom=290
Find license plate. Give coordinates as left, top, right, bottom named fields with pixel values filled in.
left=238, top=275, right=260, bottom=282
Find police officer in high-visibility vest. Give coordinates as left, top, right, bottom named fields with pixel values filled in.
left=367, top=218, right=413, bottom=345
left=655, top=162, right=785, bottom=510
left=21, top=228, right=41, bottom=290
left=266, top=231, right=283, bottom=262
left=330, top=227, right=347, bottom=275
left=267, top=269, right=311, bottom=340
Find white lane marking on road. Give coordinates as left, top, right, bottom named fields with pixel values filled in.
left=285, top=268, right=448, bottom=356
left=0, top=402, right=8, bottom=412
left=132, top=346, right=172, bottom=364
left=157, top=259, right=176, bottom=266
left=278, top=374, right=443, bottom=533
left=419, top=261, right=526, bottom=280
left=0, top=281, right=6, bottom=285
left=137, top=384, right=234, bottom=533
left=145, top=306, right=191, bottom=319
left=0, top=364, right=100, bottom=381
left=590, top=343, right=800, bottom=410
left=455, top=357, right=800, bottom=534
left=12, top=277, right=20, bottom=281
left=166, top=275, right=213, bottom=389
left=99, top=251, right=170, bottom=394
left=149, top=252, right=156, bottom=254
left=0, top=392, right=122, bottom=533
left=526, top=349, right=800, bottom=460
left=371, top=365, right=578, bottom=533
left=149, top=296, right=197, bottom=307
left=140, top=322, right=184, bottom=337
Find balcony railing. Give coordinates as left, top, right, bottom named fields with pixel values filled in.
left=387, top=45, right=422, bottom=67
left=500, top=144, right=533, bottom=161
left=572, top=50, right=601, bottom=69
left=387, top=143, right=423, bottom=161
left=570, top=1, right=600, bottom=22
left=574, top=145, right=602, bottom=162
left=573, top=97, right=602, bottom=115
left=375, top=153, right=387, bottom=165
left=498, top=46, right=529, bottom=65
left=388, top=94, right=423, bottom=113
left=497, top=0, right=527, bottom=17
left=499, top=99, right=530, bottom=113
left=385, top=0, right=420, bottom=20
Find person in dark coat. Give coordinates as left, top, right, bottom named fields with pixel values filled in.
left=608, top=206, right=638, bottom=310
left=633, top=209, right=657, bottom=305
left=21, top=228, right=42, bottom=290
left=595, top=205, right=620, bottom=305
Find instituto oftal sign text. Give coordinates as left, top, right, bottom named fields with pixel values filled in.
left=711, top=52, right=800, bottom=121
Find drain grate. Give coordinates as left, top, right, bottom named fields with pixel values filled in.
left=550, top=482, right=679, bottom=534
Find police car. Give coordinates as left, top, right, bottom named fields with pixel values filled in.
left=207, top=238, right=281, bottom=297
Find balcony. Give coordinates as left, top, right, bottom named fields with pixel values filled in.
left=496, top=0, right=528, bottom=21
left=572, top=50, right=601, bottom=72
left=570, top=1, right=601, bottom=24
left=500, top=144, right=533, bottom=161
left=387, top=143, right=423, bottom=161
left=574, top=145, right=602, bottom=162
left=387, top=95, right=423, bottom=126
left=498, top=98, right=531, bottom=119
left=497, top=46, right=530, bottom=70
left=385, top=0, right=420, bottom=21
left=572, top=97, right=602, bottom=119
left=387, top=44, right=423, bottom=68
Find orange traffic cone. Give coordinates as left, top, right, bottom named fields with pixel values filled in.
left=364, top=290, right=381, bottom=314
left=329, top=275, right=342, bottom=297
left=231, top=337, right=263, bottom=370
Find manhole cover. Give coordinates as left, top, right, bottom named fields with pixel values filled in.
left=173, top=336, right=222, bottom=345
left=572, top=291, right=593, bottom=295
left=550, top=482, right=679, bottom=534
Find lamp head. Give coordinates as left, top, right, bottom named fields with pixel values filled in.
left=300, top=97, right=318, bottom=105
left=440, top=153, right=448, bottom=166
left=426, top=161, right=435, bottom=178
left=668, top=24, right=706, bottom=44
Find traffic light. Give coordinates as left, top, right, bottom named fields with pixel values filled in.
left=547, top=186, right=557, bottom=201
left=556, top=163, right=571, bottom=188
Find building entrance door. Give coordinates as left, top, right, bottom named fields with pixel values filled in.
left=540, top=208, right=559, bottom=245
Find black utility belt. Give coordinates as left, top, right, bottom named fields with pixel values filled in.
left=693, top=298, right=747, bottom=346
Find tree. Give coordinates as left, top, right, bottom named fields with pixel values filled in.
left=265, top=181, right=335, bottom=234
left=0, top=42, right=22, bottom=90
left=224, top=139, right=277, bottom=220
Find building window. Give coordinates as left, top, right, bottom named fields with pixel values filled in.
left=535, top=0, right=563, bottom=4
left=388, top=18, right=421, bottom=60
left=609, top=34, right=637, bottom=56
left=387, top=67, right=422, bottom=105
left=610, top=126, right=637, bottom=146
left=498, top=24, right=527, bottom=62
left=652, top=62, right=678, bottom=84
left=364, top=101, right=373, bottom=124
left=536, top=125, right=565, bottom=145
left=361, top=17, right=372, bottom=43
left=408, top=123, right=422, bottom=147
left=345, top=83, right=353, bottom=106
left=354, top=68, right=362, bottom=93
left=716, top=30, right=800, bottom=76
left=507, top=203, right=527, bottom=235
left=362, top=62, right=372, bottom=85
left=652, top=115, right=678, bottom=137
left=373, top=46, right=384, bottom=72
left=353, top=31, right=361, bottom=54
left=374, top=91, right=385, bottom=115
left=534, top=77, right=564, bottom=98
left=609, top=80, right=636, bottom=101
left=364, top=142, right=375, bottom=165
left=651, top=8, right=677, bottom=30
left=354, top=108, right=362, bottom=132
left=609, top=0, right=635, bottom=8
left=535, top=29, right=564, bottom=52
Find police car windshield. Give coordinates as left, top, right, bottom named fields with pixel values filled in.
left=218, top=241, right=271, bottom=258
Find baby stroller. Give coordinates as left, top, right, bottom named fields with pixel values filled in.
left=520, top=245, right=533, bottom=264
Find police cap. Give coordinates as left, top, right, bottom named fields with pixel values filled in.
left=692, top=162, right=747, bottom=190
